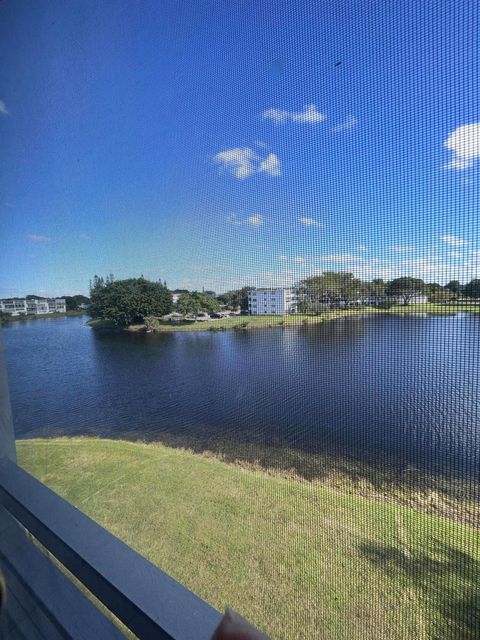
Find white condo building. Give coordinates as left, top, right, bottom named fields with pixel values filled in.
left=248, top=288, right=297, bottom=315
left=0, top=298, right=67, bottom=316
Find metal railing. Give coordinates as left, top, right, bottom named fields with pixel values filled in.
left=0, top=457, right=222, bottom=639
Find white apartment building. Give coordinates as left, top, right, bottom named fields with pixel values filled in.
left=248, top=288, right=297, bottom=315
left=0, top=298, right=66, bottom=316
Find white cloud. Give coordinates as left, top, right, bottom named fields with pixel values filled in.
left=27, top=234, right=51, bottom=243
left=298, top=216, right=322, bottom=227
left=442, top=234, right=466, bottom=246
left=443, top=123, right=480, bottom=170
left=227, top=213, right=265, bottom=226
left=80, top=233, right=91, bottom=240
left=279, top=255, right=288, bottom=261
left=0, top=100, right=9, bottom=116
left=259, top=153, right=281, bottom=176
left=214, top=147, right=280, bottom=179
left=247, top=214, right=264, bottom=226
left=262, top=104, right=326, bottom=125
left=390, top=245, right=417, bottom=253
left=214, top=147, right=258, bottom=179
left=332, top=115, right=357, bottom=133
left=293, top=256, right=305, bottom=264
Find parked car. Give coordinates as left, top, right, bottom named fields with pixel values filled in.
left=195, top=312, right=211, bottom=321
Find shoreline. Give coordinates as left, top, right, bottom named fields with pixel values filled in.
left=17, top=434, right=480, bottom=527
left=85, top=304, right=480, bottom=334
left=1, top=310, right=87, bottom=324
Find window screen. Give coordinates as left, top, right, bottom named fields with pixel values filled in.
left=1, top=1, right=479, bottom=638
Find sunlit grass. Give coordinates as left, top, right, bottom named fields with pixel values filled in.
left=18, top=438, right=480, bottom=639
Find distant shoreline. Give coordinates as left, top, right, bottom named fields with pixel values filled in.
left=1, top=310, right=88, bottom=324
left=85, top=303, right=480, bottom=334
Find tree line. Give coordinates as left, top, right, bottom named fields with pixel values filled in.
left=295, top=273, right=480, bottom=312
left=87, top=273, right=480, bottom=327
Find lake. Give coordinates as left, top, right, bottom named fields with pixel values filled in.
left=3, top=314, right=480, bottom=475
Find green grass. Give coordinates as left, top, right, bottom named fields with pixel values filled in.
left=86, top=318, right=118, bottom=329
left=18, top=438, right=480, bottom=639
left=124, top=304, right=480, bottom=333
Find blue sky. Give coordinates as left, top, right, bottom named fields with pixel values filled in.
left=0, top=0, right=479, bottom=297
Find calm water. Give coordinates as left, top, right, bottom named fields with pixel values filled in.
left=3, top=314, right=480, bottom=474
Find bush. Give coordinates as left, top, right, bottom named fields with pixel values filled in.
left=144, top=316, right=161, bottom=331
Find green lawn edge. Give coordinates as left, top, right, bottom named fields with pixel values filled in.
left=86, top=304, right=480, bottom=333
left=18, top=438, right=480, bottom=639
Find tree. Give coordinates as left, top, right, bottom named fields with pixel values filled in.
left=368, top=279, right=386, bottom=298
left=89, top=277, right=172, bottom=326
left=64, top=297, right=78, bottom=311
left=385, top=277, right=425, bottom=305
left=464, top=279, right=480, bottom=299
left=62, top=295, right=90, bottom=311
left=445, top=280, right=462, bottom=297
left=217, top=287, right=254, bottom=311
left=296, top=272, right=363, bottom=313
left=176, top=292, right=220, bottom=318
left=425, top=282, right=448, bottom=303
left=176, top=293, right=202, bottom=317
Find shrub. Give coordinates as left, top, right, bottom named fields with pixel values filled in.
left=144, top=316, right=161, bottom=331
left=234, top=321, right=250, bottom=330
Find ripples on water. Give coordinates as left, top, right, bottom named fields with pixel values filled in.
left=3, top=313, right=480, bottom=475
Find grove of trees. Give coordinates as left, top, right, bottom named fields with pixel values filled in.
left=384, top=277, right=426, bottom=305
left=217, top=287, right=254, bottom=311
left=296, top=272, right=363, bottom=313
left=89, top=277, right=172, bottom=326
left=62, top=294, right=90, bottom=311
left=175, top=291, right=220, bottom=316
left=464, top=279, right=480, bottom=299
left=295, top=272, right=480, bottom=312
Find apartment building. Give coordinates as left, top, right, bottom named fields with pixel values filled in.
left=0, top=298, right=66, bottom=316
left=248, top=288, right=297, bottom=315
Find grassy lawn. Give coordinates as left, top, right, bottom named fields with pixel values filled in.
left=18, top=438, right=480, bottom=639
left=127, top=313, right=341, bottom=332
